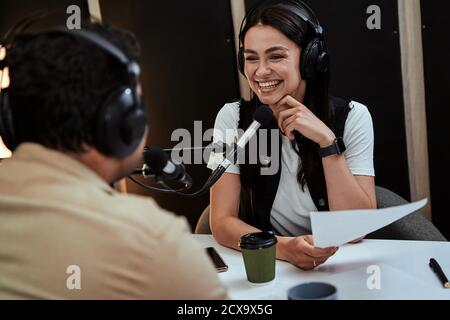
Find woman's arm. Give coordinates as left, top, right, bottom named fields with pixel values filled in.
left=210, top=173, right=260, bottom=250
left=210, top=173, right=337, bottom=269
left=320, top=150, right=376, bottom=211
left=276, top=95, right=376, bottom=211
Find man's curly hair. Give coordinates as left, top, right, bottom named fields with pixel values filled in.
left=6, top=22, right=141, bottom=153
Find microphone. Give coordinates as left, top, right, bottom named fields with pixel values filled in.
left=128, top=106, right=273, bottom=197
left=215, top=105, right=274, bottom=173
left=134, top=147, right=192, bottom=188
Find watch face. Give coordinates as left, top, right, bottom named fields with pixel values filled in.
left=336, top=138, right=346, bottom=154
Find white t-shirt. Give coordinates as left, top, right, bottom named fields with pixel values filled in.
left=207, top=100, right=375, bottom=236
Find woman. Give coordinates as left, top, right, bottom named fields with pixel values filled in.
left=208, top=0, right=376, bottom=270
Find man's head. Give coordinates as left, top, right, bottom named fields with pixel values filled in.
left=5, top=22, right=147, bottom=181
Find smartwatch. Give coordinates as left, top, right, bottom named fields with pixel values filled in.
left=318, top=137, right=346, bottom=158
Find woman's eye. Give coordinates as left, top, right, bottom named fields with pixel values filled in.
left=270, top=55, right=284, bottom=60
left=245, top=56, right=258, bottom=61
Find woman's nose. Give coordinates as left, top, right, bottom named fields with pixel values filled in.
left=255, top=61, right=271, bottom=77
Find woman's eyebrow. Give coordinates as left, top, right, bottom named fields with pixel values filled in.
left=243, top=46, right=289, bottom=54
left=265, top=46, right=289, bottom=54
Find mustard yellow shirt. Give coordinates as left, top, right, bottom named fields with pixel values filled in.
left=0, top=143, right=227, bottom=300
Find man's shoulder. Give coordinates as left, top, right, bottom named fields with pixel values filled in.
left=103, top=192, right=190, bottom=240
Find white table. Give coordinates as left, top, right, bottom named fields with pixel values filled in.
left=195, top=235, right=450, bottom=300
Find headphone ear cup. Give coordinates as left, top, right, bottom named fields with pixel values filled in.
left=301, top=38, right=329, bottom=81
left=0, top=89, right=17, bottom=151
left=300, top=38, right=319, bottom=81
left=316, top=49, right=329, bottom=74
left=122, top=106, right=146, bottom=146
left=96, top=86, right=146, bottom=159
left=237, top=46, right=246, bottom=77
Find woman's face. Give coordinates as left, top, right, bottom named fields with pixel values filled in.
left=243, top=24, right=305, bottom=106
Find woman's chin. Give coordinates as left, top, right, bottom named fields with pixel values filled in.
left=255, top=94, right=283, bottom=106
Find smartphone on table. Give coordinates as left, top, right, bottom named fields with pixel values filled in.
left=205, top=247, right=228, bottom=273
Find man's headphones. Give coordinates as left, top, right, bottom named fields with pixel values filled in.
left=237, top=0, right=329, bottom=81
left=0, top=15, right=147, bottom=159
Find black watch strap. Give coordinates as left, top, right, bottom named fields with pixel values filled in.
left=318, top=137, right=346, bottom=158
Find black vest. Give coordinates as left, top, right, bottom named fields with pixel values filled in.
left=237, top=97, right=351, bottom=231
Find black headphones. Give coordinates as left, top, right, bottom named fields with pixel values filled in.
left=237, top=0, right=329, bottom=81
left=0, top=16, right=147, bottom=159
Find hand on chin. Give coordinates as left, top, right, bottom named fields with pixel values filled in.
left=260, top=94, right=292, bottom=119
left=258, top=95, right=280, bottom=107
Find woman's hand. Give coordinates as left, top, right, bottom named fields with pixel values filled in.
left=275, top=95, right=336, bottom=147
left=280, top=235, right=338, bottom=270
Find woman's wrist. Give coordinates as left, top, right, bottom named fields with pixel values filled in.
left=317, top=131, right=336, bottom=148
left=276, top=236, right=292, bottom=262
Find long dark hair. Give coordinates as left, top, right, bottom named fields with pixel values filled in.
left=239, top=0, right=332, bottom=190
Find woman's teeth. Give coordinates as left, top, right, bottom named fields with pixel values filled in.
left=258, top=80, right=282, bottom=89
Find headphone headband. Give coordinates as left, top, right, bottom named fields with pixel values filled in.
left=279, top=4, right=323, bottom=38
left=239, top=0, right=324, bottom=45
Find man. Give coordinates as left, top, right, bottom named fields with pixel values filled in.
left=0, top=22, right=227, bottom=299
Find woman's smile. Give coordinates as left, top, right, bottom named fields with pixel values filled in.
left=256, top=80, right=284, bottom=94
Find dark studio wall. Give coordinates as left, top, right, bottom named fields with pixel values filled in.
left=421, top=1, right=450, bottom=239
left=100, top=0, right=240, bottom=229
left=246, top=0, right=410, bottom=201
